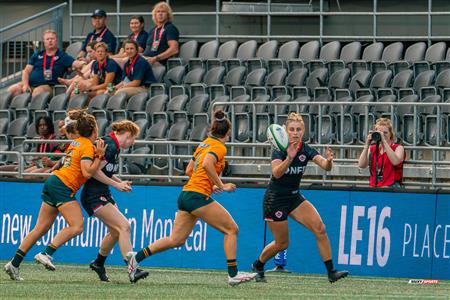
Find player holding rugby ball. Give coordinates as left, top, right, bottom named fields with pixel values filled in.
left=253, top=112, right=349, bottom=283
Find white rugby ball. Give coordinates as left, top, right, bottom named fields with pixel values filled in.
left=267, top=124, right=289, bottom=151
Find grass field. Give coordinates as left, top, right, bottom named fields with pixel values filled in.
left=0, top=262, right=449, bottom=299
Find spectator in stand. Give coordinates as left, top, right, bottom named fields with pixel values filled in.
left=7, top=30, right=85, bottom=97
left=0, top=116, right=56, bottom=173
left=58, top=41, right=97, bottom=95
left=358, top=118, right=406, bottom=188
left=77, top=9, right=117, bottom=60
left=70, top=42, right=122, bottom=98
left=113, top=40, right=156, bottom=97
left=113, top=16, right=149, bottom=58
left=142, top=2, right=179, bottom=66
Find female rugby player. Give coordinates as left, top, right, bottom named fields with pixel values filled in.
left=133, top=110, right=256, bottom=286
left=81, top=120, right=148, bottom=283
left=4, top=109, right=106, bottom=281
left=252, top=112, right=349, bottom=283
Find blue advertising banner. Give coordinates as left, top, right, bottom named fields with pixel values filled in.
left=0, top=182, right=448, bottom=279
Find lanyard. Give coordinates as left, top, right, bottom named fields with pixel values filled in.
left=131, top=31, right=140, bottom=41
left=98, top=59, right=107, bottom=74
left=90, top=27, right=108, bottom=42
left=153, top=25, right=165, bottom=42
left=43, top=53, right=55, bottom=72
left=125, top=55, right=139, bottom=77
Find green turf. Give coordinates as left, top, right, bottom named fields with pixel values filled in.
left=1, top=262, right=449, bottom=299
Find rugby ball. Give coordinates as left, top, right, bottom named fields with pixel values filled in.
left=267, top=124, right=289, bottom=151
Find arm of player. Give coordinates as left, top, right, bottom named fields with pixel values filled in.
left=185, top=159, right=194, bottom=177
left=21, top=65, right=34, bottom=93
left=271, top=142, right=297, bottom=178
left=312, top=146, right=333, bottom=171
left=202, top=154, right=235, bottom=192
left=93, top=166, right=131, bottom=192
left=80, top=140, right=107, bottom=178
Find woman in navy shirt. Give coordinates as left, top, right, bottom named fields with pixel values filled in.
left=114, top=40, right=156, bottom=97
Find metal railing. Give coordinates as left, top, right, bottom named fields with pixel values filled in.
left=0, top=2, right=67, bottom=88
left=68, top=0, right=448, bottom=44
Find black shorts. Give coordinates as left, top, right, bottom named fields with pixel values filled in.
left=81, top=193, right=116, bottom=217
left=263, top=190, right=306, bottom=222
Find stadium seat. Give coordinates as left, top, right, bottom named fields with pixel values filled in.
left=9, top=93, right=31, bottom=119
left=335, top=70, right=371, bottom=102
left=134, top=94, right=169, bottom=121
left=291, top=67, right=328, bottom=113
left=35, top=93, right=69, bottom=121
left=371, top=42, right=404, bottom=74
left=208, top=95, right=230, bottom=115
left=113, top=92, right=148, bottom=121
left=252, top=68, right=287, bottom=100
left=226, top=40, right=258, bottom=71
left=355, top=70, right=393, bottom=100
left=134, top=118, right=149, bottom=139
left=126, top=146, right=151, bottom=174
left=169, top=67, right=206, bottom=98
left=234, top=113, right=251, bottom=142
left=65, top=41, right=83, bottom=58
left=350, top=42, right=384, bottom=75
left=166, top=94, right=189, bottom=120
left=390, top=42, right=427, bottom=75
left=190, top=66, right=226, bottom=96
left=167, top=114, right=190, bottom=173
left=398, top=70, right=435, bottom=100
left=152, top=64, right=166, bottom=83
left=376, top=69, right=413, bottom=100
left=92, top=92, right=127, bottom=120
left=189, top=113, right=209, bottom=142
left=0, top=134, right=9, bottom=162
left=432, top=48, right=450, bottom=75
left=188, top=40, right=219, bottom=70
left=17, top=92, right=51, bottom=121
left=269, top=94, right=292, bottom=117
left=230, top=68, right=267, bottom=100
left=7, top=117, right=28, bottom=148
left=255, top=113, right=270, bottom=142
left=167, top=40, right=199, bottom=70
left=0, top=91, right=13, bottom=109
left=288, top=40, right=320, bottom=71
left=413, top=42, right=446, bottom=77
left=306, top=41, right=341, bottom=72
left=272, top=68, right=308, bottom=98
left=163, top=65, right=187, bottom=86
left=247, top=40, right=279, bottom=72
left=186, top=94, right=209, bottom=116
left=328, top=41, right=362, bottom=74
left=268, top=40, right=299, bottom=72
left=209, top=66, right=246, bottom=99
left=88, top=94, right=109, bottom=112
left=206, top=40, right=238, bottom=70
left=56, top=94, right=89, bottom=120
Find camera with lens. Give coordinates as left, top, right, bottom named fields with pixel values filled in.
left=371, top=131, right=381, bottom=143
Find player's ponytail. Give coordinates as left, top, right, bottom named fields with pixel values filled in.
left=112, top=120, right=140, bottom=137
left=210, top=109, right=231, bottom=139
left=67, top=109, right=97, bottom=138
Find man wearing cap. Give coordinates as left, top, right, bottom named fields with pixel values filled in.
left=78, top=9, right=117, bottom=60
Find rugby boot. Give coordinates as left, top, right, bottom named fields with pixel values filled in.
left=228, top=271, right=257, bottom=286
left=126, top=251, right=149, bottom=283
left=328, top=269, right=349, bottom=283
left=34, top=253, right=56, bottom=271
left=89, top=261, right=110, bottom=282
left=4, top=261, right=23, bottom=281
left=251, top=261, right=267, bottom=283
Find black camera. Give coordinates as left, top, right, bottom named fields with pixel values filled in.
left=371, top=131, right=381, bottom=143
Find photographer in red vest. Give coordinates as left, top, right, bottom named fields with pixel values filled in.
left=358, top=118, right=405, bottom=188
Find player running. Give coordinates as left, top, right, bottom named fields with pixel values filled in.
left=4, top=109, right=106, bottom=281
left=81, top=120, right=148, bottom=283
left=133, top=110, right=256, bottom=286
left=252, top=112, right=349, bottom=283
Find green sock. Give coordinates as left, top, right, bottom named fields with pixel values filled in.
left=11, top=249, right=26, bottom=268
left=227, top=259, right=238, bottom=277
left=42, top=243, right=57, bottom=256
left=135, top=247, right=152, bottom=263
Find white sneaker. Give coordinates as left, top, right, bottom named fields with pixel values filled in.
left=4, top=261, right=23, bottom=281
left=126, top=251, right=139, bottom=283
left=34, top=253, right=56, bottom=271
left=228, top=271, right=257, bottom=286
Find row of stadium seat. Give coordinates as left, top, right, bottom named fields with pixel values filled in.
left=159, top=39, right=450, bottom=77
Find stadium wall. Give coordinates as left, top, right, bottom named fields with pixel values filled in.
left=0, top=182, right=449, bottom=280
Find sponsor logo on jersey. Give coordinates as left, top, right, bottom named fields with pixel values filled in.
left=199, top=143, right=210, bottom=149
left=284, top=166, right=305, bottom=175
left=275, top=211, right=283, bottom=218
left=105, top=163, right=119, bottom=173
left=298, top=154, right=306, bottom=162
